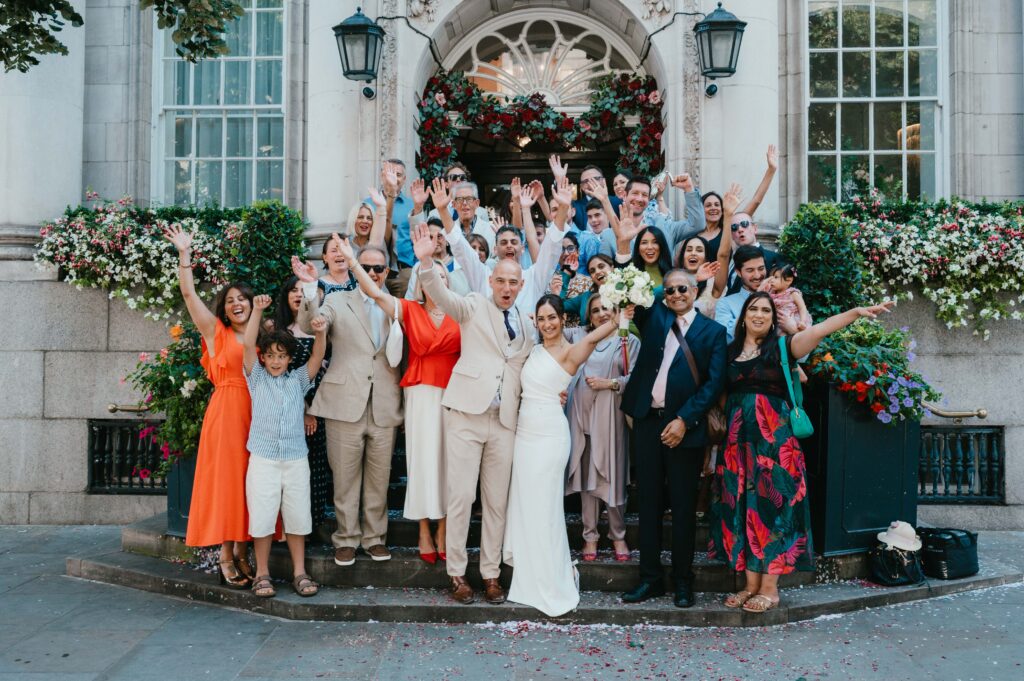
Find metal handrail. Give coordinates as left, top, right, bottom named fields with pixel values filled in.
left=922, top=401, right=987, bottom=424
left=107, top=403, right=151, bottom=414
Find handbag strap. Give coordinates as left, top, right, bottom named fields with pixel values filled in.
left=778, top=336, right=804, bottom=410
left=671, top=323, right=702, bottom=388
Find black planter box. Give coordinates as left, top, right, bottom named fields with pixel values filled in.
left=165, top=457, right=196, bottom=538
left=802, top=380, right=920, bottom=556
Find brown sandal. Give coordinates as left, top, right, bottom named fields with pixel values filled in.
left=234, top=556, right=255, bottom=582
left=252, top=575, right=276, bottom=598
left=724, top=590, right=754, bottom=608
left=742, top=594, right=780, bottom=613
left=293, top=573, right=319, bottom=597
left=219, top=560, right=250, bottom=589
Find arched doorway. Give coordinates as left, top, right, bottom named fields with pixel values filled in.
left=431, top=10, right=651, bottom=210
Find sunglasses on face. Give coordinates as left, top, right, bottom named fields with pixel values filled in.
left=730, top=220, right=752, bottom=231
left=363, top=264, right=388, bottom=274
left=446, top=173, right=467, bottom=182
left=663, top=285, right=690, bottom=296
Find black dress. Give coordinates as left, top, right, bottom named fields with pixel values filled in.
left=288, top=336, right=332, bottom=528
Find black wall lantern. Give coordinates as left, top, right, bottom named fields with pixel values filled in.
left=334, top=7, right=443, bottom=98
left=693, top=3, right=747, bottom=79
left=638, top=2, right=747, bottom=97
left=333, top=7, right=385, bottom=83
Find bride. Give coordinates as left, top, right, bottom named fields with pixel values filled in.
left=503, top=293, right=634, bottom=616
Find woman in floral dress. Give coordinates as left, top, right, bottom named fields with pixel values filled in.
left=708, top=291, right=895, bottom=613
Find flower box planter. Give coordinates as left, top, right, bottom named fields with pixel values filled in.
left=802, top=379, right=920, bottom=556
left=165, top=457, right=196, bottom=538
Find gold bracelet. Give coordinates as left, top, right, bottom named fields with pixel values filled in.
left=178, top=262, right=192, bottom=268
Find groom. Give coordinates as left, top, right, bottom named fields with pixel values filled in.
left=416, top=210, right=565, bottom=603
left=620, top=269, right=727, bottom=607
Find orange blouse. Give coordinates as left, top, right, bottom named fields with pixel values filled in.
left=399, top=298, right=461, bottom=389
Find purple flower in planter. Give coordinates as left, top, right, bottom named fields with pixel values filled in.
left=878, top=411, right=893, bottom=423
left=889, top=403, right=901, bottom=414
left=907, top=352, right=917, bottom=362
left=888, top=384, right=899, bottom=395
left=903, top=397, right=914, bottom=407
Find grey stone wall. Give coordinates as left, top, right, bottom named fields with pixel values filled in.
left=0, top=261, right=165, bottom=524
left=948, top=0, right=1023, bottom=202
left=82, top=0, right=153, bottom=203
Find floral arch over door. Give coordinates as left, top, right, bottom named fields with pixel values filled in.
left=416, top=11, right=665, bottom=181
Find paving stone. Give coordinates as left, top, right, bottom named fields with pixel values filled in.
left=0, top=629, right=144, bottom=674
left=99, top=642, right=265, bottom=681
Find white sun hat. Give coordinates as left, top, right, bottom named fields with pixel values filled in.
left=877, top=521, right=922, bottom=551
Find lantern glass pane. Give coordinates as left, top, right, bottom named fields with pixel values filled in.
left=697, top=31, right=713, bottom=72
left=710, top=30, right=733, bottom=71
left=345, top=34, right=367, bottom=72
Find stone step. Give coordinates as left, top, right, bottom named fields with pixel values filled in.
left=66, top=548, right=1024, bottom=628
left=386, top=481, right=649, bottom=514
left=313, top=511, right=711, bottom=553
left=122, top=515, right=860, bottom=594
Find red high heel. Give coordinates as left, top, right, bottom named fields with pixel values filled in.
left=419, top=551, right=438, bottom=565
left=438, top=551, right=446, bottom=561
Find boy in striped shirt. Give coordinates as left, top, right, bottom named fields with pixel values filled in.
left=243, top=294, right=327, bottom=598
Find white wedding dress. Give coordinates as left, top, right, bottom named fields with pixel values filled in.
left=503, top=345, right=580, bottom=617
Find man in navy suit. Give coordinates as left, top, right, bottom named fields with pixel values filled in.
left=620, top=269, right=727, bottom=608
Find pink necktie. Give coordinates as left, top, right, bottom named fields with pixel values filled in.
left=651, top=319, right=684, bottom=408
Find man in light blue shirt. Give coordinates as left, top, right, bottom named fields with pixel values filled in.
left=367, top=159, right=415, bottom=297
left=602, top=174, right=706, bottom=259
left=715, top=245, right=768, bottom=342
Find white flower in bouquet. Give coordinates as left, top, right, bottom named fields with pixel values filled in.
left=600, top=264, right=656, bottom=332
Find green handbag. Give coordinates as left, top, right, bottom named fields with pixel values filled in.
left=779, top=336, right=814, bottom=439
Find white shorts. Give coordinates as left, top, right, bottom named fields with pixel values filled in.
left=246, top=456, right=312, bottom=538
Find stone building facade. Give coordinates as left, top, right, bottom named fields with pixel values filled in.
left=1, top=0, right=1022, bottom=526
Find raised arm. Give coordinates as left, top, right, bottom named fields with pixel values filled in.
left=613, top=211, right=643, bottom=263
left=587, top=180, right=619, bottom=231
left=518, top=178, right=542, bottom=263
left=713, top=183, right=742, bottom=297
left=243, top=294, right=271, bottom=375
left=292, top=255, right=334, bottom=334
left=564, top=306, right=634, bottom=373
left=413, top=224, right=475, bottom=323
left=163, top=225, right=217, bottom=342
left=520, top=178, right=570, bottom=306
left=366, top=187, right=389, bottom=247
left=789, top=301, right=895, bottom=359
left=306, top=315, right=328, bottom=381
left=509, top=177, right=524, bottom=230
left=742, top=144, right=778, bottom=216
left=337, top=233, right=397, bottom=320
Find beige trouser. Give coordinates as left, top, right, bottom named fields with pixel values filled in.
left=581, top=493, right=626, bottom=543
left=444, top=406, right=515, bottom=579
left=324, top=405, right=395, bottom=550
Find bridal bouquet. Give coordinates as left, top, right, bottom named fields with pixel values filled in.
left=599, top=264, right=656, bottom=373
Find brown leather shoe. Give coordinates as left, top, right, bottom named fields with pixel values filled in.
left=449, top=576, right=475, bottom=604
left=365, top=544, right=391, bottom=561
left=334, top=547, right=356, bottom=566
left=482, top=578, right=506, bottom=604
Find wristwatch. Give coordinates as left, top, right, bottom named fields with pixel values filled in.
left=610, top=379, right=620, bottom=392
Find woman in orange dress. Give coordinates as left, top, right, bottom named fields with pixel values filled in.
left=337, top=230, right=461, bottom=564
left=165, top=224, right=255, bottom=588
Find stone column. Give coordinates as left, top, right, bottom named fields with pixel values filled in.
left=305, top=0, right=383, bottom=244
left=699, top=0, right=781, bottom=233
left=0, top=1, right=87, bottom=261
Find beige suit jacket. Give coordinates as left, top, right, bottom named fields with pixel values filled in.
left=297, top=287, right=403, bottom=427
left=419, top=265, right=534, bottom=431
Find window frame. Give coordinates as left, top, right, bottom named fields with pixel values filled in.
left=803, top=0, right=948, bottom=202
left=151, top=1, right=288, bottom=208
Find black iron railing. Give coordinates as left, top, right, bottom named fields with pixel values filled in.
left=87, top=419, right=168, bottom=494
left=918, top=425, right=1005, bottom=504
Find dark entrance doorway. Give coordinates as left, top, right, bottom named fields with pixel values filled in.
left=453, top=127, right=629, bottom=213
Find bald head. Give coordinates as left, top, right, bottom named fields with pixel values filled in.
left=730, top=211, right=757, bottom=246
left=489, top=259, right=523, bottom=310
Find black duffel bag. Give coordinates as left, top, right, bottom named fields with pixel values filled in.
left=868, top=545, right=926, bottom=586
left=917, top=528, right=979, bottom=579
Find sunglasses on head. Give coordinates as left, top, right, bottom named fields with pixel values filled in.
left=363, top=264, right=388, bottom=274
left=730, top=220, right=752, bottom=231
left=663, top=285, right=690, bottom=296
left=446, top=173, right=468, bottom=182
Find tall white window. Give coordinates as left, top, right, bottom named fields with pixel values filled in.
left=807, top=0, right=941, bottom=201
left=157, top=0, right=285, bottom=206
